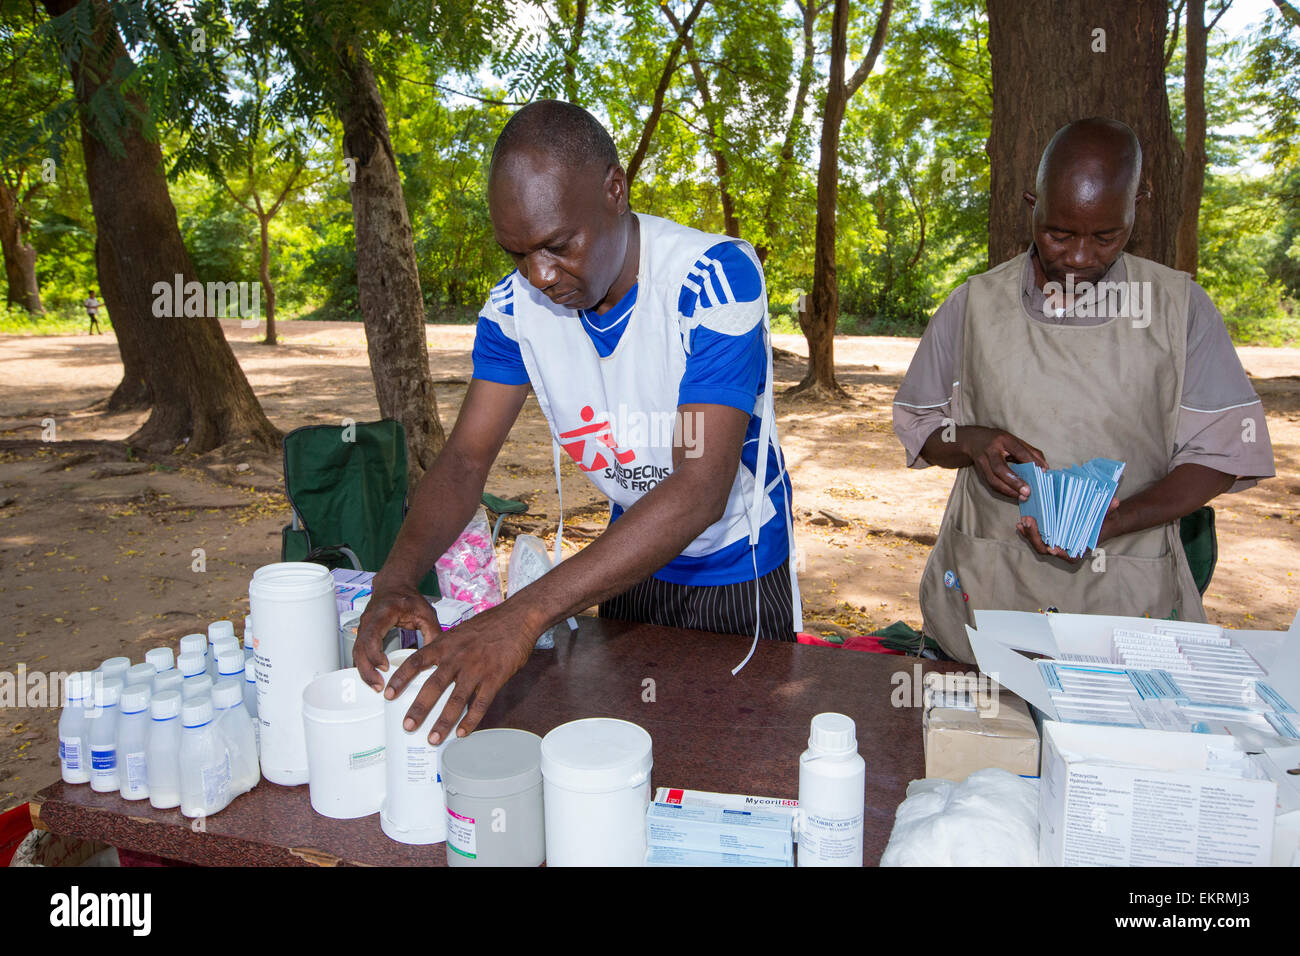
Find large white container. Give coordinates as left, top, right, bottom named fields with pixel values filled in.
left=540, top=718, right=653, bottom=867
left=797, top=712, right=865, bottom=867
left=301, top=668, right=386, bottom=819
left=248, top=563, right=339, bottom=785
left=379, top=649, right=462, bottom=844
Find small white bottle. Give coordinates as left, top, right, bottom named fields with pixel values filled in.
left=99, top=656, right=131, bottom=683
left=58, top=672, right=96, bottom=784
left=179, top=696, right=231, bottom=818
left=178, top=651, right=206, bottom=683
left=88, top=678, right=125, bottom=793
left=213, top=680, right=259, bottom=794
left=182, top=673, right=213, bottom=701
left=215, top=649, right=244, bottom=684
left=153, top=670, right=185, bottom=696
left=179, top=633, right=208, bottom=671
left=117, top=685, right=153, bottom=801
left=147, top=690, right=184, bottom=809
left=213, top=637, right=240, bottom=672
left=797, top=713, right=866, bottom=867
left=242, top=615, right=254, bottom=661
left=207, top=621, right=235, bottom=678
left=125, top=662, right=157, bottom=689
left=145, top=647, right=175, bottom=673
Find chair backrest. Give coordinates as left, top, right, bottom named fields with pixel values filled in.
left=281, top=419, right=439, bottom=596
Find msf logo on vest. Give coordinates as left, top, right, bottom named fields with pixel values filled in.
left=558, top=406, right=637, bottom=472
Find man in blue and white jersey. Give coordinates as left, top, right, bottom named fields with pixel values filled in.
left=355, top=100, right=800, bottom=744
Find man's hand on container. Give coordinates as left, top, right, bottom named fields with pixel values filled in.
left=355, top=588, right=538, bottom=744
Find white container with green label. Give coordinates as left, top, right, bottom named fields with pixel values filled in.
left=441, top=729, right=545, bottom=867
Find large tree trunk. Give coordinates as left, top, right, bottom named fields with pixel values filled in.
left=41, top=0, right=279, bottom=452
left=0, top=175, right=44, bottom=314
left=334, top=46, right=445, bottom=482
left=257, top=212, right=278, bottom=345
left=987, top=0, right=1183, bottom=267
left=795, top=0, right=892, bottom=399
left=1175, top=0, right=1207, bottom=276
left=96, top=236, right=150, bottom=410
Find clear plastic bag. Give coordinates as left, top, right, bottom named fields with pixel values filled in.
left=435, top=506, right=504, bottom=617
left=507, top=534, right=565, bottom=649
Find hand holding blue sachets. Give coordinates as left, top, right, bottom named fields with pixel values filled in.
left=1007, top=457, right=1125, bottom=558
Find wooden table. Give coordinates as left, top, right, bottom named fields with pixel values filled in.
left=31, top=617, right=970, bottom=866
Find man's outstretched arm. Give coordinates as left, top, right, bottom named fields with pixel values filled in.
left=378, top=401, right=753, bottom=745
left=354, top=378, right=529, bottom=682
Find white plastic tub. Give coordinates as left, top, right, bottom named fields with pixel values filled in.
left=248, top=562, right=339, bottom=785
left=301, top=667, right=386, bottom=819
left=540, top=718, right=653, bottom=867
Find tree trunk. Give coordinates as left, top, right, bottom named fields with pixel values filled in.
left=257, top=212, right=277, bottom=345
left=1175, top=0, right=1206, bottom=276
left=795, top=0, right=892, bottom=399
left=96, top=235, right=151, bottom=410
left=41, top=0, right=279, bottom=452
left=334, top=45, right=445, bottom=483
left=987, top=0, right=1183, bottom=267
left=0, top=175, right=44, bottom=314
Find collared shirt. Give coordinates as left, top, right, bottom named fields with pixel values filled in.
left=892, top=247, right=1275, bottom=491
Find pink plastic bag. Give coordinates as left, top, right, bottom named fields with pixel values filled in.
left=435, top=506, right=504, bottom=616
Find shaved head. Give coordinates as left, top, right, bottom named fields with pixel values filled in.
left=1035, top=117, right=1142, bottom=205
left=490, top=100, right=620, bottom=179
left=1024, top=118, right=1147, bottom=289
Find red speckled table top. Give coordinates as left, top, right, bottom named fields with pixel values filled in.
left=32, top=616, right=972, bottom=866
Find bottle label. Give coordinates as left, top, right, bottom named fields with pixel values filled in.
left=446, top=808, right=477, bottom=859
left=90, top=745, right=117, bottom=773
left=405, top=744, right=436, bottom=784
left=799, top=810, right=864, bottom=864
left=125, top=752, right=148, bottom=794
left=202, top=753, right=231, bottom=808
left=60, top=737, right=81, bottom=771
left=348, top=745, right=385, bottom=771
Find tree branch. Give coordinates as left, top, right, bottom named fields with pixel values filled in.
left=845, top=0, right=896, bottom=100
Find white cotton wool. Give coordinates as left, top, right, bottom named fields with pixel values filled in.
left=879, top=768, right=1040, bottom=867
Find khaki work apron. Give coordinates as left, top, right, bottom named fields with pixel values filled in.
left=919, top=252, right=1207, bottom=662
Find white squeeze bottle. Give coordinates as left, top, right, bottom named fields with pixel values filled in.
left=117, top=684, right=153, bottom=801
left=58, top=672, right=96, bottom=784
left=179, top=695, right=231, bottom=818
left=213, top=679, right=259, bottom=794
left=179, top=633, right=208, bottom=672
left=88, top=678, right=125, bottom=793
left=797, top=712, right=866, bottom=867
left=147, top=690, right=184, bottom=809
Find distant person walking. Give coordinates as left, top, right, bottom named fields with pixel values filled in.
left=84, top=290, right=102, bottom=334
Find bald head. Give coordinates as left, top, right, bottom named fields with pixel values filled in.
left=1024, top=118, right=1146, bottom=288
left=1035, top=117, right=1142, bottom=205
left=490, top=100, right=619, bottom=181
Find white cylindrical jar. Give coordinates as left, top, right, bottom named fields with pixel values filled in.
left=540, top=718, right=652, bottom=867
left=248, top=563, right=339, bottom=785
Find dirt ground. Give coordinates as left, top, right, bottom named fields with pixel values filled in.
left=1, top=320, right=1297, bottom=812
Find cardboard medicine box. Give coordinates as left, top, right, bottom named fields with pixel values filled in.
left=922, top=675, right=1040, bottom=781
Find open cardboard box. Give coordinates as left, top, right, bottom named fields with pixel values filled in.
left=966, top=609, right=1300, bottom=742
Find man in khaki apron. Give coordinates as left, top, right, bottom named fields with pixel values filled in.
left=893, top=118, right=1275, bottom=662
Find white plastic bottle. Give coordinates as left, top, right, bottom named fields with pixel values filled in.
left=88, top=678, right=125, bottom=793
left=145, top=647, right=175, bottom=674
left=243, top=658, right=260, bottom=749
left=242, top=615, right=254, bottom=661
left=125, top=662, right=157, bottom=689
left=213, top=680, right=259, bottom=794
left=182, top=673, right=213, bottom=701
left=58, top=672, right=96, bottom=784
left=179, top=633, right=208, bottom=672
left=215, top=649, right=244, bottom=685
left=179, top=696, right=231, bottom=818
left=147, top=690, right=184, bottom=809
left=797, top=712, right=865, bottom=867
left=99, top=656, right=131, bottom=683
left=178, top=651, right=206, bottom=682
left=117, top=685, right=153, bottom=801
left=207, top=621, right=236, bottom=678
left=153, top=670, right=185, bottom=696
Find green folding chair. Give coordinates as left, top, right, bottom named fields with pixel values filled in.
left=280, top=419, right=440, bottom=597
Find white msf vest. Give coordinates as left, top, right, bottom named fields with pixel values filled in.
left=500, top=213, right=802, bottom=667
